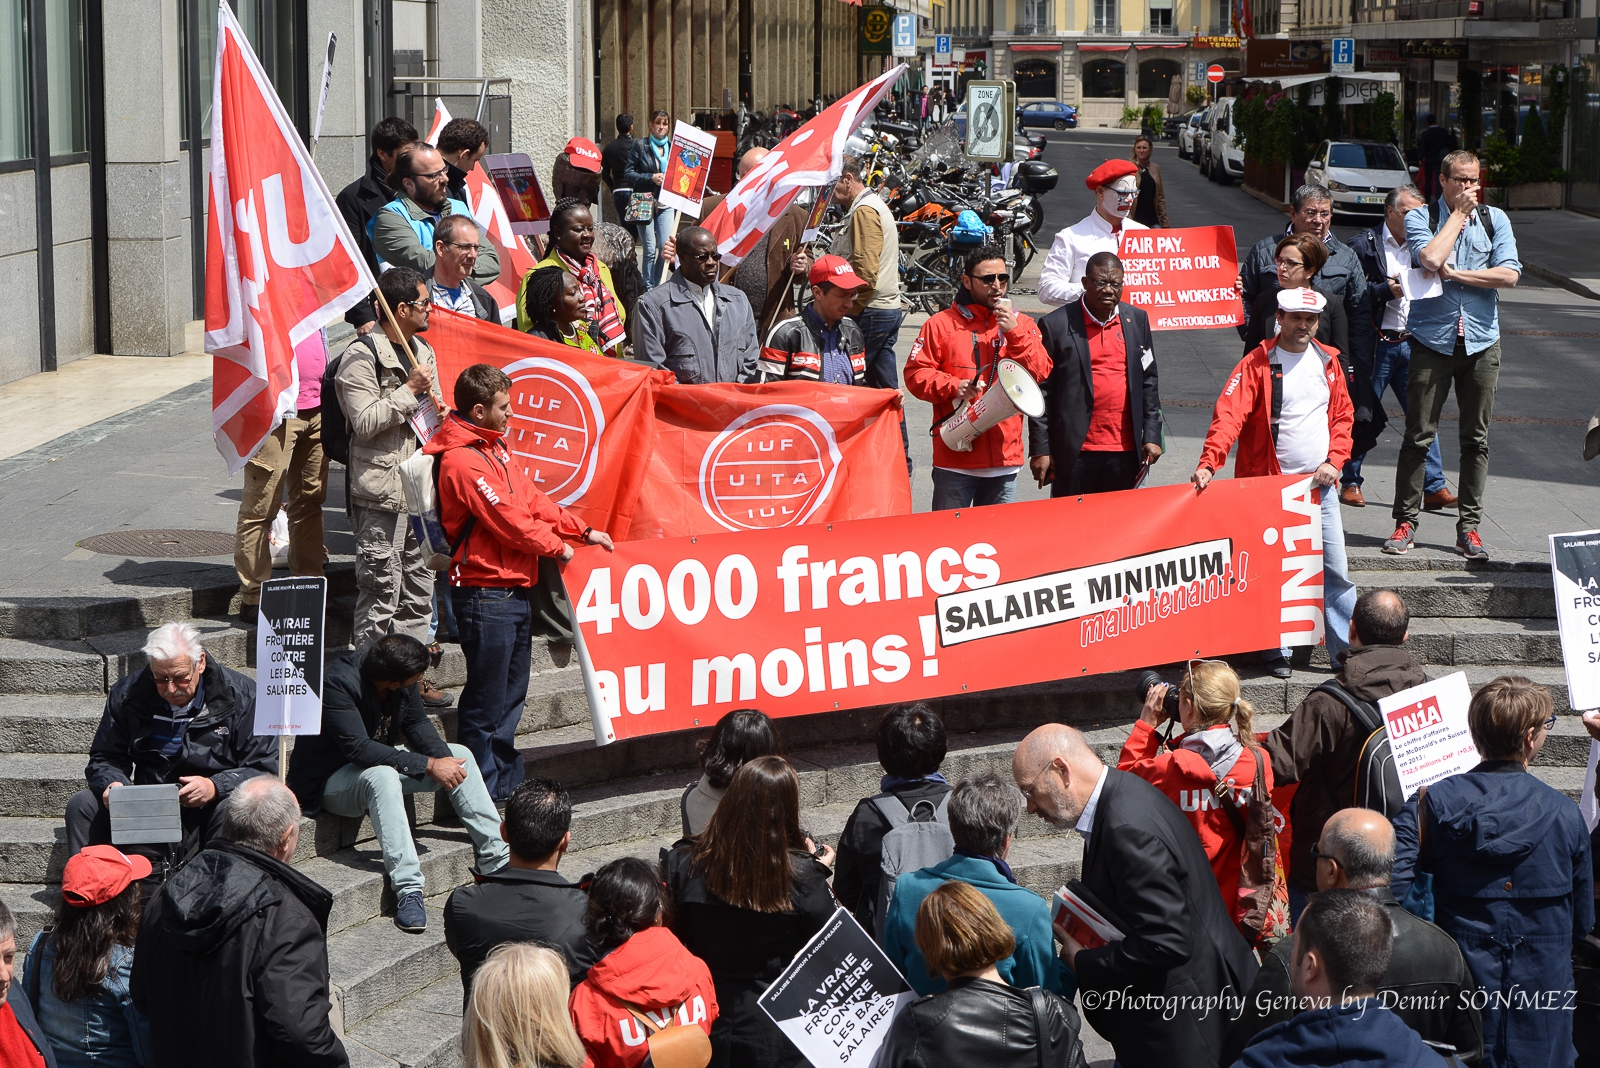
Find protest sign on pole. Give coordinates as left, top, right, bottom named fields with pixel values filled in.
left=758, top=907, right=915, bottom=1068
left=1116, top=226, right=1244, bottom=330
left=802, top=183, right=834, bottom=244
left=563, top=474, right=1328, bottom=744
left=254, top=576, right=328, bottom=778
left=483, top=153, right=552, bottom=235
left=1551, top=530, right=1600, bottom=829
left=425, top=98, right=452, bottom=145
left=659, top=121, right=720, bottom=217
left=1377, top=672, right=1479, bottom=800
left=310, top=33, right=336, bottom=155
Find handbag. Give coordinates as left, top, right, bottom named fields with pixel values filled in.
left=626, top=191, right=657, bottom=223
left=622, top=1001, right=712, bottom=1068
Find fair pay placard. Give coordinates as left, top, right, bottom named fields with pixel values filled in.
left=1379, top=671, right=1479, bottom=799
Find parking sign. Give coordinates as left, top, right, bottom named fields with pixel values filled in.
left=893, top=13, right=915, bottom=56
left=935, top=34, right=951, bottom=63
left=1332, top=38, right=1355, bottom=74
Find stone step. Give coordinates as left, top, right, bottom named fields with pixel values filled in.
left=1346, top=546, right=1546, bottom=574
left=329, top=905, right=460, bottom=1029
left=341, top=975, right=464, bottom=1068
left=0, top=696, right=105, bottom=753
left=1404, top=618, right=1562, bottom=666
left=0, top=565, right=359, bottom=642
left=1356, top=569, right=1554, bottom=619
left=429, top=640, right=575, bottom=690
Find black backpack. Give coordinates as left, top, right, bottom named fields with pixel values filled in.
left=1426, top=199, right=1496, bottom=242
left=1313, top=679, right=1404, bottom=818
left=319, top=335, right=381, bottom=467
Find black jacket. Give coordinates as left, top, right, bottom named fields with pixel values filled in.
left=1073, top=768, right=1258, bottom=1068
left=665, top=843, right=836, bottom=1068
left=621, top=137, right=667, bottom=194
left=876, top=977, right=1089, bottom=1068
left=85, top=656, right=275, bottom=800
left=443, top=866, right=600, bottom=1000
left=6, top=983, right=58, bottom=1067
left=602, top=134, right=634, bottom=198
left=1029, top=300, right=1161, bottom=494
left=1242, top=284, right=1349, bottom=368
left=832, top=778, right=953, bottom=932
left=1239, top=229, right=1373, bottom=376
left=129, top=841, right=347, bottom=1067
left=285, top=647, right=452, bottom=811
left=1222, top=887, right=1484, bottom=1064
left=337, top=154, right=401, bottom=328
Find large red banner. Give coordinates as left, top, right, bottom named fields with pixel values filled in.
left=1117, top=225, right=1244, bottom=331
left=426, top=310, right=912, bottom=540
left=563, top=475, right=1330, bottom=744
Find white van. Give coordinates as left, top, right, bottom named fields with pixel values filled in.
left=1202, top=97, right=1244, bottom=185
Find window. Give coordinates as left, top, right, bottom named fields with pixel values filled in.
left=0, top=0, right=89, bottom=164
left=1148, top=0, right=1173, bottom=33
left=1082, top=58, right=1125, bottom=98
left=1092, top=0, right=1116, bottom=30
left=1328, top=142, right=1407, bottom=170
left=1138, top=58, right=1180, bottom=98
left=0, top=0, right=27, bottom=162
left=1013, top=58, right=1057, bottom=97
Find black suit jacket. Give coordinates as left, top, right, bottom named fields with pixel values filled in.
left=1028, top=301, right=1161, bottom=496
left=1074, top=769, right=1258, bottom=1068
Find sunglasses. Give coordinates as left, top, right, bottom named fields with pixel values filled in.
left=969, top=272, right=1010, bottom=285
left=1309, top=841, right=1339, bottom=864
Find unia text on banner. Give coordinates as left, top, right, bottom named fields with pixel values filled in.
left=564, top=475, right=1331, bottom=744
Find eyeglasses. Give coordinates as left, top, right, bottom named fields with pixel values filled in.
left=969, top=272, right=1010, bottom=285
left=1543, top=713, right=1558, bottom=731
left=1445, top=174, right=1482, bottom=186
left=399, top=299, right=431, bottom=311
left=1086, top=277, right=1123, bottom=290
left=1017, top=762, right=1060, bottom=802
left=1276, top=256, right=1306, bottom=269
left=1309, top=841, right=1340, bottom=865
left=409, top=166, right=449, bottom=181
left=152, top=672, right=194, bottom=688
left=439, top=241, right=479, bottom=253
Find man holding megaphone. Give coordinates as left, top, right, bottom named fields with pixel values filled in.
left=905, top=244, right=1054, bottom=510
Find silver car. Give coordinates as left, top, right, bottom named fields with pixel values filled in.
left=1177, top=112, right=1205, bottom=160
left=1304, top=140, right=1417, bottom=217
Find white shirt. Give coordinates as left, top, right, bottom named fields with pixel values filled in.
left=1380, top=226, right=1410, bottom=333
left=684, top=279, right=718, bottom=332
left=1074, top=764, right=1110, bottom=840
left=1273, top=341, right=1332, bottom=475
left=1037, top=210, right=1148, bottom=307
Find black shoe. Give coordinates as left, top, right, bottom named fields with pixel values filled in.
left=237, top=607, right=257, bottom=627
left=394, top=891, right=427, bottom=933
left=1263, top=653, right=1292, bottom=679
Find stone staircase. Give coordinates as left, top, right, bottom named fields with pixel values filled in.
left=0, top=546, right=1585, bottom=1066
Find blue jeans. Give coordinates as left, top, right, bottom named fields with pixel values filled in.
left=1343, top=337, right=1445, bottom=493
left=320, top=743, right=508, bottom=896
left=639, top=210, right=675, bottom=290
left=451, top=585, right=534, bottom=800
left=1280, top=485, right=1356, bottom=662
left=853, top=306, right=911, bottom=473
left=931, top=468, right=1016, bottom=510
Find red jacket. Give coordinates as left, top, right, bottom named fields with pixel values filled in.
left=569, top=927, right=719, bottom=1068
left=1118, top=720, right=1280, bottom=935
left=904, top=299, right=1052, bottom=471
left=1197, top=338, right=1354, bottom=479
left=423, top=413, right=589, bottom=587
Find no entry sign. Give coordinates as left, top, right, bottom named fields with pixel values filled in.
left=1207, top=64, right=1225, bottom=83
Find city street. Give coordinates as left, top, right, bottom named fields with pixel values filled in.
left=898, top=127, right=1600, bottom=558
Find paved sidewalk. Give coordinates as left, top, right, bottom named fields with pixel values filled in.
left=1495, top=208, right=1600, bottom=299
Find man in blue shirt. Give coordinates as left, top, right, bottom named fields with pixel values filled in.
left=755, top=255, right=869, bottom=384
left=1384, top=150, right=1520, bottom=561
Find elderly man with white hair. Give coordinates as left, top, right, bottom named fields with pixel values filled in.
left=65, top=621, right=276, bottom=857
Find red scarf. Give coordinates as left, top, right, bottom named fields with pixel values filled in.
left=556, top=248, right=625, bottom=349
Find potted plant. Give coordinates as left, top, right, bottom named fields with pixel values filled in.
left=1482, top=107, right=1564, bottom=209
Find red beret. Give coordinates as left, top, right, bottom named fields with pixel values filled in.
left=1085, top=158, right=1139, bottom=191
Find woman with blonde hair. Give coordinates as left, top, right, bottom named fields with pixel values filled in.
left=1129, top=134, right=1167, bottom=229
left=1118, top=659, right=1283, bottom=941
left=462, top=944, right=589, bottom=1068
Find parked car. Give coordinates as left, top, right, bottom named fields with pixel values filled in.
left=1201, top=97, right=1243, bottom=184
left=1017, top=100, right=1077, bottom=130
left=1177, top=111, right=1205, bottom=160
left=1162, top=112, right=1184, bottom=141
left=1304, top=140, right=1418, bottom=216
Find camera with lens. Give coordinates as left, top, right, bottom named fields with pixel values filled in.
left=1137, top=670, right=1180, bottom=723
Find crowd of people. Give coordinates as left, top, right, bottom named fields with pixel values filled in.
left=8, top=624, right=1595, bottom=1068
left=0, top=97, right=1560, bottom=1068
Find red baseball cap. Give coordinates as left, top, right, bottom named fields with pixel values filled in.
left=808, top=255, right=868, bottom=289
left=564, top=137, right=603, bottom=173
left=62, top=845, right=152, bottom=908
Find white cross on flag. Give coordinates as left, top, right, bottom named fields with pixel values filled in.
left=205, top=0, right=373, bottom=474
left=703, top=64, right=906, bottom=266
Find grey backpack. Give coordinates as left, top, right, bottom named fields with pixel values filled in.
left=872, top=793, right=955, bottom=942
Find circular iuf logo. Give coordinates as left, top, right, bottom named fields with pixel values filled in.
left=699, top=405, right=842, bottom=532
left=501, top=357, right=606, bottom=505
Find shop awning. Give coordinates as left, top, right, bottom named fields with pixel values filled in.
left=1136, top=42, right=1187, bottom=48
left=1077, top=44, right=1128, bottom=51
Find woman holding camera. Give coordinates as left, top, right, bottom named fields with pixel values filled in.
left=1119, top=660, right=1284, bottom=943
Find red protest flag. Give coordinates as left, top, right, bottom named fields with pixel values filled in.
left=205, top=0, right=374, bottom=474
left=703, top=65, right=906, bottom=266
left=625, top=381, right=912, bottom=540
left=426, top=308, right=671, bottom=536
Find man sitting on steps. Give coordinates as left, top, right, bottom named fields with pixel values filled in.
left=66, top=621, right=276, bottom=859
left=286, top=633, right=508, bottom=934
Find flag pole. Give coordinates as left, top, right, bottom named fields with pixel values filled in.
left=371, top=285, right=445, bottom=412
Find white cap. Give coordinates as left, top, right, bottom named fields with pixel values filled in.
left=1276, top=287, right=1327, bottom=313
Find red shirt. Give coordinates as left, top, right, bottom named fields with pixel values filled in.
left=0, top=1002, right=46, bottom=1068
left=1081, top=304, right=1134, bottom=452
